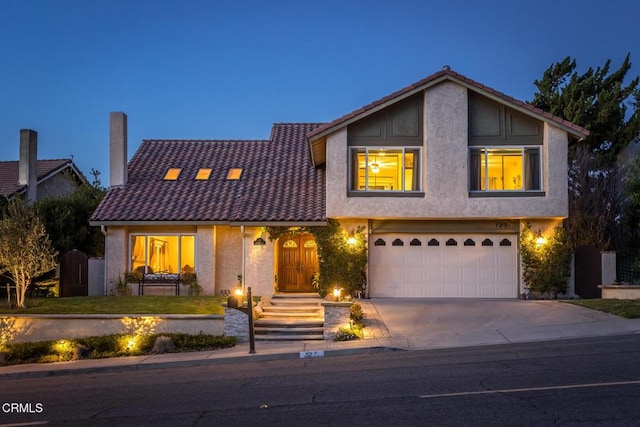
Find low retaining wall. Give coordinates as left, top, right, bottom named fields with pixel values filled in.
left=0, top=315, right=224, bottom=344
left=321, top=302, right=352, bottom=340
left=600, top=285, right=640, bottom=300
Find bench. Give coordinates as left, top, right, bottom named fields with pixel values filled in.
left=138, top=273, right=182, bottom=296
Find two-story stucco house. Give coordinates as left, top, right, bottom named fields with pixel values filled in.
left=90, top=68, right=588, bottom=298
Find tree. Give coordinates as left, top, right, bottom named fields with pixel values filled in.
left=566, top=145, right=623, bottom=250
left=36, top=169, right=106, bottom=258
left=520, top=225, right=573, bottom=297
left=532, top=54, right=640, bottom=166
left=621, top=154, right=640, bottom=252
left=532, top=55, right=640, bottom=250
left=0, top=199, right=58, bottom=308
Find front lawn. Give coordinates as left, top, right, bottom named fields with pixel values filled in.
left=565, top=299, right=640, bottom=319
left=0, top=296, right=227, bottom=315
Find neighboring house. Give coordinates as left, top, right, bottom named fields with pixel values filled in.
left=0, top=129, right=85, bottom=202
left=90, top=68, right=589, bottom=298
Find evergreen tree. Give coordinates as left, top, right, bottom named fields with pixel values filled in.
left=532, top=55, right=640, bottom=251
left=531, top=54, right=640, bottom=166
left=35, top=169, right=106, bottom=258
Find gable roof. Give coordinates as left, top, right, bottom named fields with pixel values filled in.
left=307, top=68, right=590, bottom=165
left=0, top=159, right=81, bottom=198
left=90, top=123, right=327, bottom=225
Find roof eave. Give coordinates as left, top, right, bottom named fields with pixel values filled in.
left=307, top=73, right=589, bottom=164
left=90, top=220, right=328, bottom=227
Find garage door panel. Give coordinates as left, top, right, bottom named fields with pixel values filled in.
left=444, top=266, right=461, bottom=281
left=461, top=283, right=479, bottom=297
left=406, top=266, right=424, bottom=281
left=425, top=267, right=444, bottom=280
left=461, top=267, right=480, bottom=281
left=424, top=283, right=443, bottom=297
left=480, top=283, right=498, bottom=297
left=370, top=233, right=518, bottom=298
left=425, top=252, right=443, bottom=265
left=405, top=250, right=423, bottom=265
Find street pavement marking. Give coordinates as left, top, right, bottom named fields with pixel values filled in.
left=300, top=350, right=324, bottom=358
left=419, top=380, right=640, bottom=399
left=0, top=422, right=48, bottom=427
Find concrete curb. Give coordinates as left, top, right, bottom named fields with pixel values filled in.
left=0, top=343, right=393, bottom=379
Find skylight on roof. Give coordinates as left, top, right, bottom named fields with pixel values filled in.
left=226, top=168, right=243, bottom=180
left=195, top=168, right=212, bottom=180
left=164, top=168, right=182, bottom=180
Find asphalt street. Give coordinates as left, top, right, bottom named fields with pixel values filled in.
left=3, top=334, right=640, bottom=426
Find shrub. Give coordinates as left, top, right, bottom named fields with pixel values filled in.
left=334, top=325, right=364, bottom=341
left=0, top=333, right=237, bottom=366
left=114, top=275, right=132, bottom=296
left=520, top=225, right=573, bottom=297
left=350, top=302, right=363, bottom=322
left=151, top=336, right=175, bottom=354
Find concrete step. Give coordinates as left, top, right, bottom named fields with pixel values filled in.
left=255, top=335, right=324, bottom=341
left=262, top=305, right=321, bottom=313
left=270, top=298, right=323, bottom=306
left=259, top=311, right=322, bottom=318
left=254, top=327, right=324, bottom=334
left=255, top=293, right=325, bottom=341
left=272, top=293, right=321, bottom=299
left=255, top=318, right=324, bottom=327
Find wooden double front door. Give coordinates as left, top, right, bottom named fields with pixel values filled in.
left=278, top=233, right=319, bottom=292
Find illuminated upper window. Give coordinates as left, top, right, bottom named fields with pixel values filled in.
left=226, top=168, right=243, bottom=180
left=469, top=147, right=541, bottom=191
left=350, top=148, right=420, bottom=192
left=195, top=168, right=212, bottom=180
left=164, top=168, right=182, bottom=180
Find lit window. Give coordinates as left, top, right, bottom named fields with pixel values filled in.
left=130, top=234, right=195, bottom=274
left=195, top=168, right=212, bottom=180
left=470, top=147, right=541, bottom=191
left=350, top=147, right=420, bottom=192
left=164, top=168, right=182, bottom=180
left=227, top=168, right=243, bottom=180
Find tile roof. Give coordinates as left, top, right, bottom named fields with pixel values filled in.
left=90, top=123, right=327, bottom=224
left=0, top=159, right=75, bottom=197
left=307, top=68, right=590, bottom=141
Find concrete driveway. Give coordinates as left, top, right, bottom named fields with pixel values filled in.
left=366, top=298, right=640, bottom=350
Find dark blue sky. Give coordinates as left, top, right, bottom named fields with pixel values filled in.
left=1, top=0, right=638, bottom=183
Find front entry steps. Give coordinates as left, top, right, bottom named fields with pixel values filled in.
left=254, top=293, right=324, bottom=341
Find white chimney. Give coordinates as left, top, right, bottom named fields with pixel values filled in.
left=19, top=129, right=38, bottom=203
left=109, top=112, right=128, bottom=187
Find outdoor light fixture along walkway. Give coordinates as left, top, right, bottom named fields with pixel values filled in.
left=227, top=287, right=256, bottom=354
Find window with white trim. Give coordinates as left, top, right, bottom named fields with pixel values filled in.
left=130, top=234, right=195, bottom=274
left=469, top=147, right=541, bottom=192
left=350, top=147, right=420, bottom=192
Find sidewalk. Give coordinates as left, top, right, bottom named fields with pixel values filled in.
left=2, top=299, right=640, bottom=379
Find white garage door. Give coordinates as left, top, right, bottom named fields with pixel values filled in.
left=369, top=234, right=518, bottom=298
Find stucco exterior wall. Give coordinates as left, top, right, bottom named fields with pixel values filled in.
left=196, top=226, right=215, bottom=295
left=214, top=226, right=243, bottom=294
left=105, top=226, right=127, bottom=295
left=326, top=81, right=570, bottom=220
left=244, top=227, right=275, bottom=297
left=102, top=225, right=273, bottom=297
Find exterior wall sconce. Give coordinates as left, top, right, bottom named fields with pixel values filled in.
left=253, top=237, right=266, bottom=245
left=535, top=232, right=547, bottom=246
